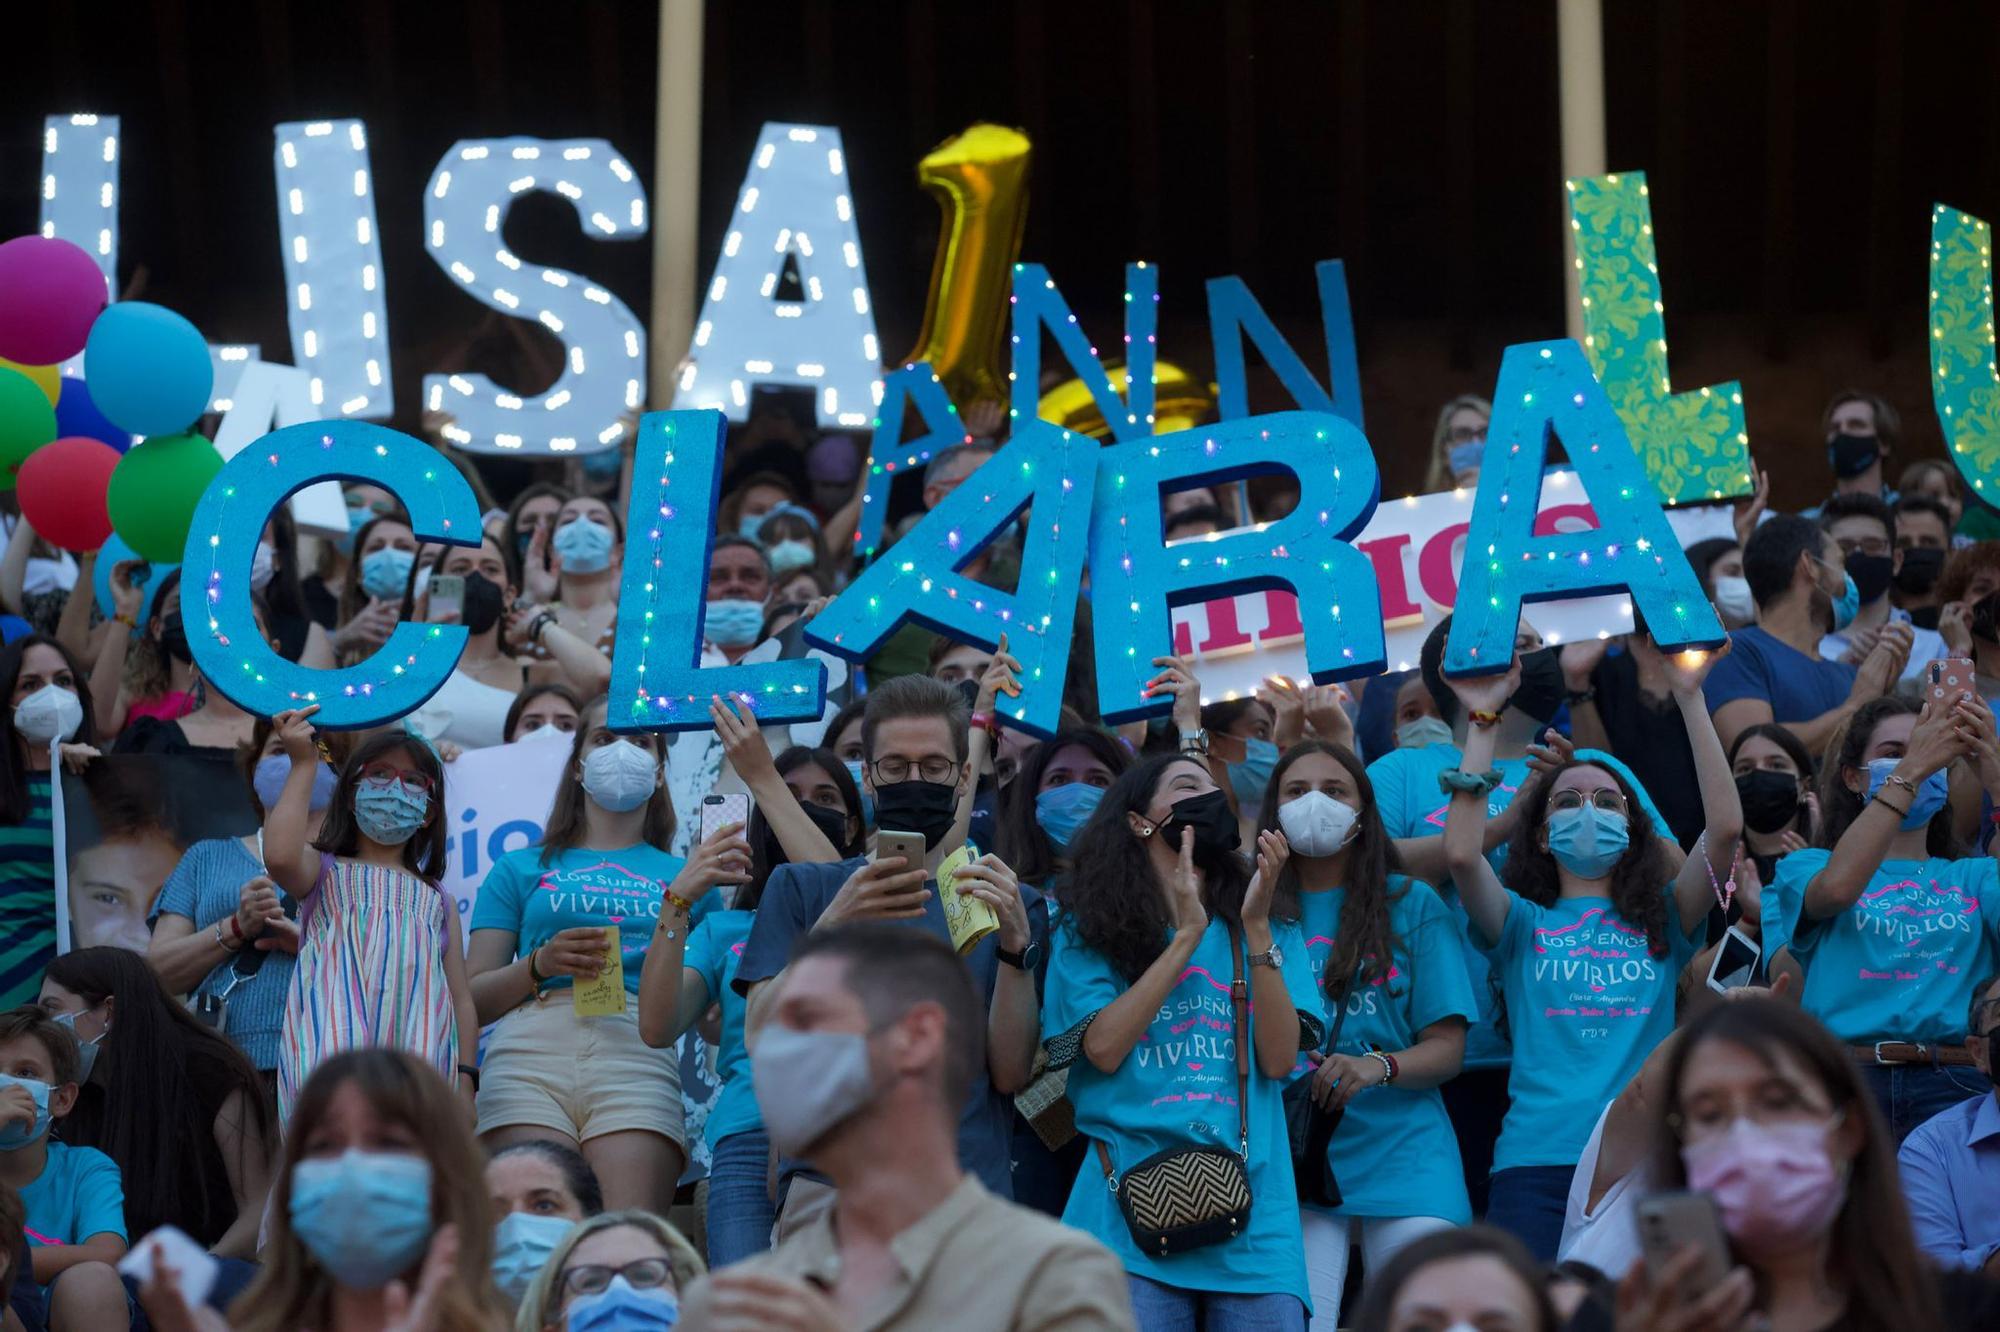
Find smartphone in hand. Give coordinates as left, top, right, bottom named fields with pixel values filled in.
left=1927, top=657, right=1978, bottom=707
left=1705, top=925, right=1762, bottom=994
left=701, top=792, right=751, bottom=843
left=876, top=829, right=926, bottom=874
left=1637, top=1191, right=1733, bottom=1302
left=428, top=573, right=465, bottom=622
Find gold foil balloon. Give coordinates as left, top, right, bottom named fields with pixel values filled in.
left=1037, top=361, right=1216, bottom=440
left=898, top=124, right=1032, bottom=412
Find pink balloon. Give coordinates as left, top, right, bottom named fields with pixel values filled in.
left=0, top=236, right=109, bottom=365
left=17, top=434, right=119, bottom=553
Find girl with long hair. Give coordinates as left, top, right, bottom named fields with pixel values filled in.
left=40, top=947, right=273, bottom=1257
left=468, top=701, right=731, bottom=1215
left=1257, top=741, right=1475, bottom=1327
left=0, top=634, right=96, bottom=1006
left=89, top=567, right=199, bottom=738
left=1421, top=393, right=1494, bottom=493
left=1442, top=645, right=1741, bottom=1260
left=637, top=720, right=859, bottom=1267
left=330, top=512, right=416, bottom=664
left=485, top=1140, right=603, bottom=1309
left=1728, top=722, right=1817, bottom=891
left=993, top=727, right=1130, bottom=900
left=1043, top=750, right=1320, bottom=1324
left=265, top=707, right=476, bottom=1125
left=1769, top=693, right=2000, bottom=1141
left=520, top=494, right=623, bottom=665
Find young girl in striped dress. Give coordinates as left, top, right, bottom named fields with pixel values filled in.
left=265, top=706, right=477, bottom=1124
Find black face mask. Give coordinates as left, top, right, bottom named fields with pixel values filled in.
left=760, top=800, right=853, bottom=868
left=1827, top=433, right=1881, bottom=480
left=1507, top=648, right=1567, bottom=725
left=159, top=611, right=193, bottom=664
left=1735, top=769, right=1801, bottom=835
left=1894, top=546, right=1946, bottom=597
left=952, top=678, right=980, bottom=709
left=457, top=572, right=507, bottom=635
left=1845, top=552, right=1894, bottom=605
left=1973, top=592, right=2000, bottom=646
left=1158, top=789, right=1241, bottom=862
left=871, top=778, right=960, bottom=847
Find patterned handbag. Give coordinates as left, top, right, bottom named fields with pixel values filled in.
left=1092, top=929, right=1255, bottom=1257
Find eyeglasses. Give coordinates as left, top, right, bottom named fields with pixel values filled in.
left=868, top=756, right=958, bottom=784
left=359, top=763, right=434, bottom=796
left=1668, top=1095, right=1842, bottom=1144
left=1548, top=789, right=1628, bottom=814
left=1446, top=424, right=1487, bottom=445
left=559, top=1257, right=673, bottom=1302
left=1835, top=537, right=1891, bottom=558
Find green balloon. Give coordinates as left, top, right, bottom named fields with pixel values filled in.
left=107, top=431, right=225, bottom=562
left=0, top=367, right=60, bottom=490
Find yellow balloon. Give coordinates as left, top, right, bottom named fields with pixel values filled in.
left=898, top=123, right=1032, bottom=414
left=0, top=359, right=60, bottom=409
left=1036, top=361, right=1216, bottom=440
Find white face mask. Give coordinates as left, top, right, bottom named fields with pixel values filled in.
left=580, top=739, right=660, bottom=813
left=751, top=1023, right=876, bottom=1156
left=1276, top=789, right=1360, bottom=857
left=1713, top=574, right=1756, bottom=623
left=250, top=541, right=276, bottom=592
left=13, top=682, right=82, bottom=745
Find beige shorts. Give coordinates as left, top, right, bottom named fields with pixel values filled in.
left=476, top=995, right=686, bottom=1146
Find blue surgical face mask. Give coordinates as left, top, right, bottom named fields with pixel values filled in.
left=843, top=759, right=875, bottom=826
left=289, top=1150, right=433, bottom=1288
left=0, top=1073, right=52, bottom=1150
left=567, top=1275, right=681, bottom=1331
left=738, top=510, right=775, bottom=541
left=353, top=780, right=431, bottom=847
left=1866, top=758, right=1949, bottom=832
left=1034, top=782, right=1104, bottom=853
left=1447, top=438, right=1484, bottom=478
left=552, top=516, right=616, bottom=574
left=254, top=754, right=339, bottom=814
left=1397, top=715, right=1454, bottom=749
left=1545, top=804, right=1630, bottom=879
left=492, top=1211, right=576, bottom=1305
left=337, top=505, right=372, bottom=556
left=50, top=1009, right=105, bottom=1082
left=358, top=547, right=414, bottom=602
left=1818, top=561, right=1860, bottom=632
left=1228, top=737, right=1279, bottom=806
left=704, top=598, right=765, bottom=649
left=767, top=539, right=817, bottom=575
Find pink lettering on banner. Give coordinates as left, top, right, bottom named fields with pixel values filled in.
left=1416, top=521, right=1471, bottom=607
left=1357, top=533, right=1424, bottom=622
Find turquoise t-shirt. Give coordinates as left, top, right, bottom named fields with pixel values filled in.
left=1771, top=849, right=2000, bottom=1044
left=1486, top=888, right=1697, bottom=1171
left=1366, top=742, right=1676, bottom=1069
left=1298, top=876, right=1476, bottom=1223
left=683, top=909, right=758, bottom=1148
left=1045, top=915, right=1325, bottom=1307
left=19, top=1140, right=126, bottom=1245
left=470, top=843, right=705, bottom=995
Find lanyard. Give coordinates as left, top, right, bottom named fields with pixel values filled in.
left=1696, top=830, right=1740, bottom=916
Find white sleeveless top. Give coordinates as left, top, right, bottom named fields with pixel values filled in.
left=406, top=668, right=516, bottom=750
left=1558, top=1101, right=1645, bottom=1279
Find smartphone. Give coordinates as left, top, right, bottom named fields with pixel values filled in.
left=1705, top=924, right=1762, bottom=994
left=428, top=573, right=465, bottom=622
left=876, top=829, right=926, bottom=874
left=1637, top=1192, right=1733, bottom=1301
left=700, top=792, right=751, bottom=843
left=1927, top=657, right=1977, bottom=707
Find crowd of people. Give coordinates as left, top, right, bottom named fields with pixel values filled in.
left=0, top=384, right=1997, bottom=1331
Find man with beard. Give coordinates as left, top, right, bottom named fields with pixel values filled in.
left=1704, top=513, right=1910, bottom=756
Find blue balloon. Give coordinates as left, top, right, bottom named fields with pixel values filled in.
left=93, top=531, right=175, bottom=624
left=52, top=376, right=133, bottom=454
left=81, top=302, right=214, bottom=437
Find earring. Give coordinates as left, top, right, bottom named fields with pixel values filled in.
left=1138, top=823, right=1153, bottom=836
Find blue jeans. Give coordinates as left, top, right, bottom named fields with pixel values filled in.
left=707, top=1129, right=778, bottom=1267
left=1857, top=1063, right=1989, bottom=1144
left=1485, top=1164, right=1574, bottom=1262
left=1125, top=1273, right=1306, bottom=1331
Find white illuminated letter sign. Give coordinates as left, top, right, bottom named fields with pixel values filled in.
left=39, top=114, right=118, bottom=376
left=273, top=119, right=394, bottom=419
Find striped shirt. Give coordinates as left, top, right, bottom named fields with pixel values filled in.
left=0, top=775, right=55, bottom=1007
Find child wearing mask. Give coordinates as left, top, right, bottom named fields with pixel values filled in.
left=0, top=1006, right=127, bottom=1332
left=265, top=707, right=477, bottom=1126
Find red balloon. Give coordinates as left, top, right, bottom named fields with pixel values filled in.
left=17, top=435, right=120, bottom=552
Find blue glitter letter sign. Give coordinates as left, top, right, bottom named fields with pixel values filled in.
left=1207, top=260, right=1364, bottom=428
left=849, top=363, right=967, bottom=561
left=423, top=138, right=648, bottom=457
left=610, top=411, right=825, bottom=733
left=1443, top=341, right=1725, bottom=676
left=1010, top=262, right=1157, bottom=442
left=805, top=419, right=1097, bottom=738
left=1089, top=412, right=1384, bottom=723
left=185, top=420, right=480, bottom=727
left=274, top=120, right=394, bottom=419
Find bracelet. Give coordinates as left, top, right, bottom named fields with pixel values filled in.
left=1467, top=709, right=1503, bottom=729
left=529, top=613, right=555, bottom=644
left=664, top=891, right=696, bottom=916
left=456, top=1063, right=481, bottom=1092
left=969, top=712, right=1000, bottom=736
left=1437, top=767, right=1504, bottom=796
left=1882, top=773, right=1919, bottom=796
left=1870, top=793, right=1913, bottom=821
left=526, top=946, right=547, bottom=989
left=1565, top=688, right=1597, bottom=706
left=1367, top=1050, right=1397, bottom=1085
left=214, top=919, right=243, bottom=952
left=227, top=914, right=245, bottom=942
left=113, top=612, right=137, bottom=630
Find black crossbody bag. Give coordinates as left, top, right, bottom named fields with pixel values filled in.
left=1283, top=961, right=1362, bottom=1207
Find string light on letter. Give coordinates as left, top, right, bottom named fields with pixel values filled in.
left=608, top=410, right=824, bottom=733
left=1207, top=260, right=1364, bottom=428
left=1442, top=340, right=1725, bottom=677
left=39, top=114, right=118, bottom=376
left=1088, top=411, right=1385, bottom=724
left=1009, top=261, right=1156, bottom=441
left=185, top=419, right=480, bottom=726
left=1927, top=203, right=2000, bottom=502
left=673, top=122, right=881, bottom=430
left=273, top=120, right=394, bottom=419
left=807, top=419, right=1098, bottom=738
left=848, top=362, right=966, bottom=560
left=422, top=137, right=648, bottom=457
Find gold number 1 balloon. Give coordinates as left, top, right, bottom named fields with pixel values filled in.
left=898, top=123, right=1032, bottom=412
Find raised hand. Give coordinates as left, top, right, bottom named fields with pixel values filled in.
left=674, top=821, right=754, bottom=900
left=1900, top=699, right=1973, bottom=781
left=952, top=853, right=1030, bottom=952
left=109, top=559, right=147, bottom=620
left=1445, top=655, right=1520, bottom=718
left=1164, top=828, right=1208, bottom=936
left=272, top=705, right=321, bottom=762
left=710, top=694, right=778, bottom=783
left=1243, top=828, right=1288, bottom=927
left=823, top=856, right=930, bottom=927
left=1525, top=727, right=1577, bottom=777
left=1145, top=655, right=1205, bottom=733
left=1732, top=466, right=1770, bottom=550
left=1301, top=683, right=1354, bottom=750
left=1940, top=601, right=1973, bottom=657
left=382, top=1224, right=460, bottom=1332
left=1560, top=636, right=1610, bottom=692
left=1660, top=642, right=1729, bottom=698
left=523, top=521, right=561, bottom=604
left=975, top=632, right=1024, bottom=715
left=1258, top=676, right=1307, bottom=748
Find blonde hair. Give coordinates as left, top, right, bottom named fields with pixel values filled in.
left=1424, top=394, right=1493, bottom=492
left=515, top=1210, right=706, bottom=1332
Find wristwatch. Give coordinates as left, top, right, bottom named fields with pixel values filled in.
left=1179, top=728, right=1209, bottom=756
left=1248, top=944, right=1284, bottom=970
left=995, top=941, right=1042, bottom=972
